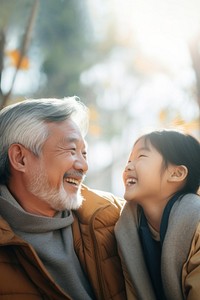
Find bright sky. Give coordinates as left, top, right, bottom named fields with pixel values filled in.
left=85, top=0, right=200, bottom=194
left=88, top=0, right=200, bottom=68
left=85, top=0, right=200, bottom=126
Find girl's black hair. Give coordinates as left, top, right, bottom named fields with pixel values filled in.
left=141, top=130, right=200, bottom=194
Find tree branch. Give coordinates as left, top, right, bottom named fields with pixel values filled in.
left=2, top=0, right=39, bottom=107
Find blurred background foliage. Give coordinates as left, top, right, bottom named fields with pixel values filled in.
left=0, top=0, right=199, bottom=195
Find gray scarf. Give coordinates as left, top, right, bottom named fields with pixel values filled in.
left=115, top=194, right=200, bottom=300
left=0, top=185, right=94, bottom=300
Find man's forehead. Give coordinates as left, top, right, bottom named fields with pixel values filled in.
left=60, top=135, right=87, bottom=147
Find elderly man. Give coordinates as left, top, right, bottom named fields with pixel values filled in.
left=0, top=97, right=126, bottom=300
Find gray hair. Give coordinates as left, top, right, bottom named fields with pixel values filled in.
left=0, top=96, right=89, bottom=184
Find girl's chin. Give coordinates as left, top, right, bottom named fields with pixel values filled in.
left=124, top=191, right=137, bottom=202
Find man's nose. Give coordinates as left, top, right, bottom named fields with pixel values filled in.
left=74, top=155, right=88, bottom=173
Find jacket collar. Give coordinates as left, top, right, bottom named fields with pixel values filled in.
left=115, top=202, right=156, bottom=300
left=0, top=216, right=21, bottom=245
left=115, top=194, right=200, bottom=300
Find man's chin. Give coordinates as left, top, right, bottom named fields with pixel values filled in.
left=61, top=191, right=84, bottom=211
left=70, top=196, right=84, bottom=210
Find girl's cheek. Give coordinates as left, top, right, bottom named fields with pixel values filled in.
left=122, top=172, right=126, bottom=185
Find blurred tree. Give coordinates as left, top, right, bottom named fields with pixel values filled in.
left=35, top=0, right=92, bottom=98
left=0, top=0, right=39, bottom=108
left=0, top=0, right=93, bottom=107
left=190, top=35, right=200, bottom=112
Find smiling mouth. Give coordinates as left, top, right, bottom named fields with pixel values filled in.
left=126, top=178, right=137, bottom=186
left=65, top=178, right=80, bottom=186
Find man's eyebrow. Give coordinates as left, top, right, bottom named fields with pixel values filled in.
left=59, top=136, right=79, bottom=145
left=59, top=136, right=87, bottom=147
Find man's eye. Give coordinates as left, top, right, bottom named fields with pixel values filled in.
left=69, top=148, right=76, bottom=154
left=138, top=154, right=146, bottom=158
left=82, top=151, right=87, bottom=158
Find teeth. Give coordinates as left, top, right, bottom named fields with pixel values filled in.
left=126, top=178, right=137, bottom=185
left=65, top=178, right=79, bottom=185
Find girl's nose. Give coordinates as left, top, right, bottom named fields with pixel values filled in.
left=124, top=161, right=135, bottom=172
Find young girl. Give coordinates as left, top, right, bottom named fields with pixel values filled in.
left=115, top=130, right=200, bottom=300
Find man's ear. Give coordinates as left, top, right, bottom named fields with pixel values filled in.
left=8, top=144, right=27, bottom=172
left=168, top=165, right=188, bottom=183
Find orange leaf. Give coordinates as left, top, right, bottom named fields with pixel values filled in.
left=6, top=49, right=30, bottom=70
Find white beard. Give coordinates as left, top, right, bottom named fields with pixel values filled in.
left=27, top=165, right=84, bottom=211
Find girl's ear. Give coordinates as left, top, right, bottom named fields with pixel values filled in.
left=168, top=165, right=188, bottom=182
left=8, top=144, right=27, bottom=173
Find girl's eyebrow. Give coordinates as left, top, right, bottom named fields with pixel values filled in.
left=136, top=146, right=151, bottom=152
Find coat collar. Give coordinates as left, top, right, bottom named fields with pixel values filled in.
left=115, top=194, right=200, bottom=300
left=115, top=202, right=156, bottom=300
left=0, top=216, right=19, bottom=245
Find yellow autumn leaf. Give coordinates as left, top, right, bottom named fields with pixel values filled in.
left=6, top=49, right=30, bottom=70
left=159, top=109, right=168, bottom=122
left=89, top=124, right=102, bottom=136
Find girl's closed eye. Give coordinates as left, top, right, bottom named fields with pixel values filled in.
left=138, top=154, right=147, bottom=158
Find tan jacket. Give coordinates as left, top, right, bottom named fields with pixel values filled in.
left=0, top=185, right=126, bottom=300
left=115, top=193, right=200, bottom=300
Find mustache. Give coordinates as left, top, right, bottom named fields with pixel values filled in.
left=63, top=171, right=86, bottom=181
